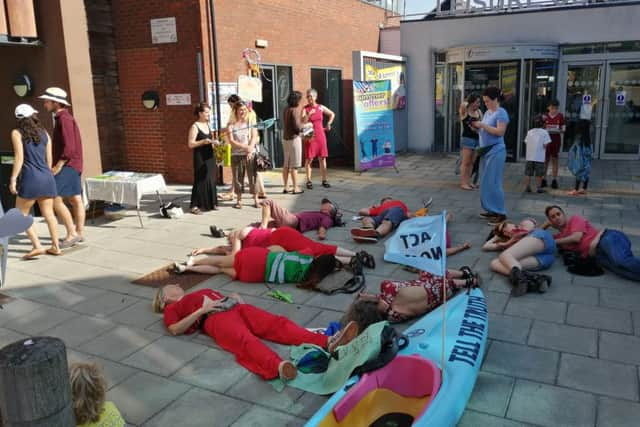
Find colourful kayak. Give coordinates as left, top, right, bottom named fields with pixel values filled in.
left=305, top=288, right=488, bottom=427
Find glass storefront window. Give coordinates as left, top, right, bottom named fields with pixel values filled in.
left=564, top=65, right=602, bottom=153
left=522, top=60, right=557, bottom=156
left=604, top=62, right=640, bottom=154
left=447, top=63, right=463, bottom=152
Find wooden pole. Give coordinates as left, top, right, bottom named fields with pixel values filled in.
left=0, top=337, right=75, bottom=427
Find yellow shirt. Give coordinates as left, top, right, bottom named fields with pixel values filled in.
left=77, top=401, right=125, bottom=427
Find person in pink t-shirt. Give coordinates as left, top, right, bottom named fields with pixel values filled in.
left=545, top=205, right=640, bottom=282
left=257, top=198, right=340, bottom=240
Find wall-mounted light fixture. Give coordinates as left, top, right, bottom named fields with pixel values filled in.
left=141, top=90, right=160, bottom=110
left=13, top=74, right=32, bottom=97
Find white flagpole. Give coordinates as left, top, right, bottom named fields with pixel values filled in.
left=440, top=211, right=448, bottom=374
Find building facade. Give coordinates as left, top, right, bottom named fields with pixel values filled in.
left=1, top=0, right=386, bottom=185
left=401, top=0, right=640, bottom=161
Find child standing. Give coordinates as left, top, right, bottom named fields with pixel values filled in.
left=524, top=115, right=552, bottom=193
left=541, top=99, right=566, bottom=189
left=567, top=119, right=593, bottom=196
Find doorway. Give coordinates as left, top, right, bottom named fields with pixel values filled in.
left=251, top=64, right=293, bottom=167
left=310, top=68, right=344, bottom=158
left=561, top=61, right=640, bottom=158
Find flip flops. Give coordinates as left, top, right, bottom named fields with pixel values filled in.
left=59, top=236, right=81, bottom=249
left=357, top=251, right=376, bottom=269
left=209, top=225, right=226, bottom=238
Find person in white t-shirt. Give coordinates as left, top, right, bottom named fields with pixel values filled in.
left=523, top=116, right=552, bottom=193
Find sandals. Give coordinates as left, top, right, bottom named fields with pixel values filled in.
left=306, top=181, right=313, bottom=190
left=460, top=266, right=474, bottom=280
left=233, top=203, right=242, bottom=209
left=322, top=180, right=331, bottom=188
left=357, top=251, right=376, bottom=269
left=190, top=207, right=203, bottom=215
left=464, top=273, right=481, bottom=293
left=209, top=225, right=226, bottom=238
left=460, top=184, right=474, bottom=191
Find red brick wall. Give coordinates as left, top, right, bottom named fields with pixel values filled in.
left=113, top=0, right=383, bottom=183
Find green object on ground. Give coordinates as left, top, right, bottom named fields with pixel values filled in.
left=267, top=290, right=293, bottom=304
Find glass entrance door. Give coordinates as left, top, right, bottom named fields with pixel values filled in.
left=603, top=62, right=640, bottom=156
left=563, top=64, right=603, bottom=155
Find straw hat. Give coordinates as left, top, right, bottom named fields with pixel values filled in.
left=38, top=87, right=71, bottom=106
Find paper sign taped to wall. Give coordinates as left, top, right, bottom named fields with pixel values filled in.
left=238, top=75, right=262, bottom=102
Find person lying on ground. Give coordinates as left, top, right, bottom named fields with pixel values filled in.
left=257, top=197, right=340, bottom=240
left=443, top=212, right=472, bottom=256
left=482, top=218, right=537, bottom=251
left=354, top=266, right=481, bottom=323
left=187, top=226, right=376, bottom=269
left=174, top=246, right=341, bottom=288
left=350, top=197, right=414, bottom=243
left=152, top=286, right=359, bottom=381
left=544, top=205, right=640, bottom=282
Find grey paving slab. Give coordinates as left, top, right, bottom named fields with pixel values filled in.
left=538, top=282, right=599, bottom=306
left=599, top=331, right=640, bottom=365
left=229, top=406, right=303, bottom=427
left=504, top=296, right=567, bottom=323
left=467, top=371, right=514, bottom=417
left=458, top=410, right=534, bottom=427
left=600, top=287, right=640, bottom=311
left=70, top=291, right=142, bottom=318
left=483, top=341, right=559, bottom=384
left=107, top=372, right=191, bottom=426
left=226, top=373, right=304, bottom=415
left=80, top=325, right=162, bottom=361
left=528, top=320, right=597, bottom=356
left=567, top=303, right=633, bottom=334
left=109, top=300, right=164, bottom=329
left=2, top=304, right=78, bottom=336
left=0, top=326, right=27, bottom=348
left=0, top=298, right=47, bottom=325
left=122, top=336, right=207, bottom=377
left=485, top=291, right=510, bottom=314
left=170, top=348, right=249, bottom=393
left=42, top=314, right=116, bottom=348
left=597, top=396, right=640, bottom=427
left=488, top=313, right=532, bottom=344
left=558, top=353, right=639, bottom=401
left=507, top=380, right=596, bottom=427
left=143, top=387, right=250, bottom=427
left=6, top=282, right=108, bottom=309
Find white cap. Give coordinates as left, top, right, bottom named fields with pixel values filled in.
left=15, top=104, right=38, bottom=119
left=38, top=87, right=70, bottom=106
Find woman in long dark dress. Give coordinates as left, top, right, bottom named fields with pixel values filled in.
left=188, top=103, right=218, bottom=213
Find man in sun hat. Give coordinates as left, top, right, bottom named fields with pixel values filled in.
left=39, top=87, right=85, bottom=248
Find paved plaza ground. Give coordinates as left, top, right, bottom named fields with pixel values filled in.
left=1, top=153, right=640, bottom=427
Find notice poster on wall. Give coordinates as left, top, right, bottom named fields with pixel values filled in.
left=208, top=82, right=238, bottom=130
left=353, top=80, right=395, bottom=171
left=237, top=75, right=262, bottom=102
left=364, top=63, right=406, bottom=110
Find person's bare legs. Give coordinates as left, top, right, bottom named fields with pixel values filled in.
left=282, top=167, right=290, bottom=192
left=184, top=265, right=236, bottom=278
left=551, top=156, right=559, bottom=182
left=460, top=148, right=474, bottom=188
left=493, top=236, right=545, bottom=275
left=192, top=253, right=235, bottom=268
left=16, top=197, right=45, bottom=259
left=256, top=172, right=266, bottom=197
left=260, top=204, right=272, bottom=229
left=375, top=220, right=394, bottom=238
left=38, top=198, right=61, bottom=255
left=336, top=247, right=356, bottom=258
left=319, top=157, right=328, bottom=183
left=362, top=217, right=375, bottom=229
left=291, top=168, right=300, bottom=192
left=67, top=195, right=85, bottom=238
left=53, top=196, right=78, bottom=242
left=304, top=158, right=313, bottom=184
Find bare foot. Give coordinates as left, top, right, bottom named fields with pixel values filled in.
left=567, top=190, right=579, bottom=196
left=46, top=247, right=62, bottom=256
left=22, top=247, right=46, bottom=260
left=278, top=360, right=298, bottom=381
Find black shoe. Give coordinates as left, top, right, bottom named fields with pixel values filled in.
left=306, top=181, right=313, bottom=190
left=541, top=179, right=548, bottom=188
left=210, top=225, right=226, bottom=238
left=536, top=188, right=546, bottom=194
left=479, top=211, right=496, bottom=218
left=509, top=267, right=527, bottom=297
left=525, top=186, right=532, bottom=193
left=551, top=179, right=558, bottom=189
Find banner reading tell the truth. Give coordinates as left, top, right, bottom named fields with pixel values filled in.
left=353, top=80, right=396, bottom=171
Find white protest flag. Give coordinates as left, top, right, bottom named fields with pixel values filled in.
left=383, top=211, right=447, bottom=276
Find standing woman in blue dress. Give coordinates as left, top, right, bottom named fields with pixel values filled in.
left=9, top=104, right=61, bottom=259
left=472, top=87, right=510, bottom=225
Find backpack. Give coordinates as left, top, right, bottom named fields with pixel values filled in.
left=351, top=325, right=408, bottom=376
left=562, top=250, right=604, bottom=276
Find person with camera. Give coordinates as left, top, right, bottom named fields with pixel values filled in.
left=459, top=94, right=482, bottom=191
left=187, top=102, right=218, bottom=214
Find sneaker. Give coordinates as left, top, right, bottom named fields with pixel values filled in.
left=487, top=214, right=507, bottom=226
left=351, top=228, right=378, bottom=239
left=173, top=262, right=187, bottom=274
left=352, top=236, right=378, bottom=244
left=541, top=179, right=548, bottom=188
left=536, top=188, right=546, bottom=194
left=551, top=179, right=558, bottom=189
left=525, top=186, right=532, bottom=193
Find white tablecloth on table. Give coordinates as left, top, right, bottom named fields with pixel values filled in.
left=85, top=171, right=167, bottom=207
